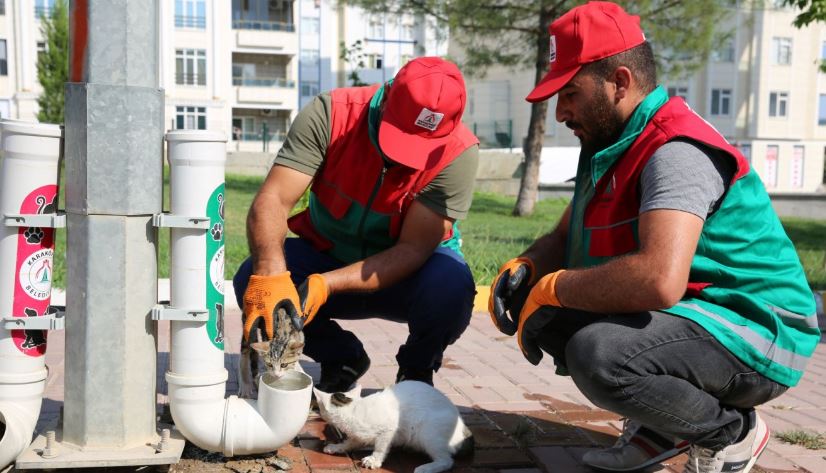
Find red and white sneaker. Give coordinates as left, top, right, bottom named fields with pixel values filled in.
left=683, top=411, right=769, bottom=473
left=582, top=419, right=690, bottom=471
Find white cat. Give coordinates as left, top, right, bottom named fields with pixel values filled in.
left=313, top=381, right=474, bottom=473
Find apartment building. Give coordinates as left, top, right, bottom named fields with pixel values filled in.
left=0, top=0, right=445, bottom=153
left=459, top=2, right=826, bottom=193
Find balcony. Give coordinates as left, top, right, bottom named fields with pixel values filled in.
left=232, top=77, right=295, bottom=88
left=175, top=15, right=207, bottom=29
left=234, top=77, right=297, bottom=109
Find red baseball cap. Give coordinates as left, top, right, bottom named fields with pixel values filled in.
left=379, top=57, right=466, bottom=170
left=526, top=1, right=646, bottom=103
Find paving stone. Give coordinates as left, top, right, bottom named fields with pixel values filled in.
left=470, top=448, right=535, bottom=469
left=298, top=438, right=356, bottom=470
left=529, top=446, right=591, bottom=472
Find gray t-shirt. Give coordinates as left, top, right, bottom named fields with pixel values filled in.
left=640, top=139, right=736, bottom=220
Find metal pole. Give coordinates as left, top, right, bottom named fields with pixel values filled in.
left=15, top=0, right=184, bottom=467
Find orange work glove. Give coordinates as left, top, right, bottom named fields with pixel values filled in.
left=517, top=270, right=566, bottom=365
left=242, top=272, right=300, bottom=341
left=488, top=257, right=536, bottom=335
left=297, top=273, right=329, bottom=327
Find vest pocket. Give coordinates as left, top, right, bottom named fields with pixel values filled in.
left=314, top=180, right=353, bottom=219
left=586, top=221, right=637, bottom=257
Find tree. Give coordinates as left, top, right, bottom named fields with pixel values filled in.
left=779, top=0, right=826, bottom=72
left=340, top=40, right=370, bottom=86
left=36, top=0, right=69, bottom=124
left=346, top=0, right=733, bottom=215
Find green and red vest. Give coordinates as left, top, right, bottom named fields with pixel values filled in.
left=568, top=87, right=819, bottom=386
left=287, top=85, right=479, bottom=264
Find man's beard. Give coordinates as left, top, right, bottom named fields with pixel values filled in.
left=568, top=84, right=625, bottom=157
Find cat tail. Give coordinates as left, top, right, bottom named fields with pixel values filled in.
left=451, top=423, right=474, bottom=458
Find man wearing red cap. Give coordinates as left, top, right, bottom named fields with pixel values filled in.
left=488, top=2, right=818, bottom=473
left=234, top=57, right=479, bottom=394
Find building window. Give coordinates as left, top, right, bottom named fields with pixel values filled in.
left=175, top=106, right=206, bottom=130
left=37, top=41, right=47, bottom=61
left=175, top=49, right=206, bottom=86
left=667, top=86, right=689, bottom=100
left=402, top=23, right=415, bottom=40
left=771, top=37, right=792, bottom=65
left=712, top=39, right=735, bottom=62
left=368, top=17, right=384, bottom=38
left=368, top=54, right=383, bottom=69
left=769, top=91, right=788, bottom=118
left=764, top=145, right=779, bottom=188
left=34, top=0, right=54, bottom=18
left=301, top=17, right=319, bottom=35
left=710, top=89, right=731, bottom=116
left=819, top=94, right=826, bottom=125
left=300, top=49, right=319, bottom=67
left=175, top=0, right=206, bottom=29
left=791, top=145, right=804, bottom=188
left=300, top=81, right=319, bottom=97
left=0, top=40, right=7, bottom=76
left=0, top=1, right=6, bottom=16
left=232, top=0, right=294, bottom=31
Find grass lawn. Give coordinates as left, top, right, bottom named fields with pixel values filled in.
left=51, top=173, right=826, bottom=291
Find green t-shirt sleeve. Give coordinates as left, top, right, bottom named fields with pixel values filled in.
left=272, top=93, right=332, bottom=176
left=416, top=144, right=479, bottom=220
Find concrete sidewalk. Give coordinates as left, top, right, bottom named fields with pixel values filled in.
left=30, top=288, right=826, bottom=472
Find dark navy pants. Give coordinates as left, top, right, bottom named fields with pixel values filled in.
left=233, top=238, right=475, bottom=374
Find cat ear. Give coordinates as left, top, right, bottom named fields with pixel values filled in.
left=250, top=341, right=269, bottom=356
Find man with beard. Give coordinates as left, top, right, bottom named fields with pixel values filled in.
left=488, top=3, right=819, bottom=473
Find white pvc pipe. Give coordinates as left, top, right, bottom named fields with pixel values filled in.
left=0, top=119, right=62, bottom=469
left=164, top=130, right=312, bottom=456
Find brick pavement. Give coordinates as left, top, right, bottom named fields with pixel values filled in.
left=27, top=287, right=826, bottom=472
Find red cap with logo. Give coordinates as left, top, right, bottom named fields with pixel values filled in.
left=379, top=57, right=466, bottom=170
left=526, top=1, right=646, bottom=103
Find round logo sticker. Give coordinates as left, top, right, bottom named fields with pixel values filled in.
left=210, top=246, right=225, bottom=295
left=18, top=249, right=54, bottom=300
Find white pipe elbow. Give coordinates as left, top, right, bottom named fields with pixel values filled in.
left=0, top=370, right=48, bottom=469
left=167, top=370, right=312, bottom=456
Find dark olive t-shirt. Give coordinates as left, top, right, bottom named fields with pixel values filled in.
left=274, top=93, right=479, bottom=219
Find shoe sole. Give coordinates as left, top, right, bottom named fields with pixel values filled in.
left=583, top=441, right=690, bottom=472
left=741, top=419, right=770, bottom=473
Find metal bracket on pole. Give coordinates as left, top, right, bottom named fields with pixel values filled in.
left=152, top=213, right=209, bottom=230
left=2, top=313, right=65, bottom=331
left=3, top=212, right=67, bottom=228
left=151, top=305, right=209, bottom=322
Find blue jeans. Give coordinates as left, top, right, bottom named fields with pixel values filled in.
left=535, top=307, right=787, bottom=450
left=233, top=238, right=475, bottom=374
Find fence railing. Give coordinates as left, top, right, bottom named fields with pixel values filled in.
left=233, top=131, right=286, bottom=142
left=175, top=73, right=206, bottom=86
left=231, top=19, right=295, bottom=32
left=175, top=15, right=207, bottom=29
left=232, top=77, right=295, bottom=88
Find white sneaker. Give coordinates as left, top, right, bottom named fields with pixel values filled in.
left=582, top=419, right=690, bottom=472
left=683, top=411, right=769, bottom=473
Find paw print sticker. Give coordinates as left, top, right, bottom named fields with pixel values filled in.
left=211, top=223, right=223, bottom=241
left=24, top=227, right=44, bottom=244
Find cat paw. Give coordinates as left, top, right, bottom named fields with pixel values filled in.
left=360, top=456, right=383, bottom=469
left=323, top=443, right=348, bottom=454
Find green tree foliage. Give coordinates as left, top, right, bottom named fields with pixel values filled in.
left=346, top=0, right=734, bottom=215
left=340, top=39, right=369, bottom=86
left=36, top=0, right=69, bottom=124
left=779, top=0, right=826, bottom=27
